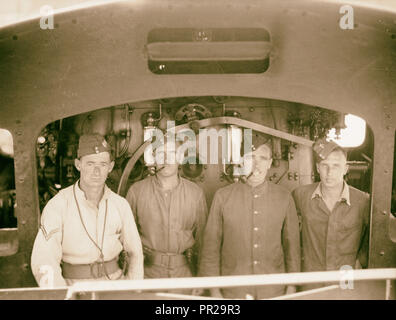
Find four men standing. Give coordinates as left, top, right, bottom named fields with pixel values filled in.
left=31, top=133, right=370, bottom=297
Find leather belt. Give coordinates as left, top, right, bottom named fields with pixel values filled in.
left=61, top=258, right=120, bottom=279
left=143, top=246, right=187, bottom=268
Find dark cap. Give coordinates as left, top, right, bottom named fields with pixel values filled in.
left=313, top=138, right=343, bottom=161
left=77, top=134, right=111, bottom=158
left=244, top=131, right=271, bottom=152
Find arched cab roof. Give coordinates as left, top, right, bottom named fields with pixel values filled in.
left=0, top=0, right=395, bottom=286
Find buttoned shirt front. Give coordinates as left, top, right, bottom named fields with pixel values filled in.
left=292, top=182, right=370, bottom=273
left=31, top=182, right=143, bottom=286
left=199, top=181, right=300, bottom=299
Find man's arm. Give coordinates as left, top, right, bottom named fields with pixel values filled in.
left=357, top=195, right=370, bottom=269
left=291, top=188, right=303, bottom=233
left=282, top=194, right=301, bottom=273
left=191, top=190, right=209, bottom=271
left=194, top=190, right=209, bottom=243
left=198, top=191, right=224, bottom=297
left=119, top=199, right=144, bottom=279
left=125, top=185, right=138, bottom=222
left=31, top=197, right=66, bottom=287
left=281, top=194, right=301, bottom=294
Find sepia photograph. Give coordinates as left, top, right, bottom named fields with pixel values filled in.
left=0, top=0, right=395, bottom=307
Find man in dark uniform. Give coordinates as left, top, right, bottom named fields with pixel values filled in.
left=126, top=138, right=208, bottom=292
left=199, top=138, right=301, bottom=299
left=292, top=138, right=370, bottom=291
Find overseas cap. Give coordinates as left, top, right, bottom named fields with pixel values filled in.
left=244, top=130, right=270, bottom=152
left=77, top=134, right=111, bottom=158
left=313, top=138, right=342, bottom=161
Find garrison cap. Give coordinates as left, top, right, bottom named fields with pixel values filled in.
left=313, top=138, right=342, bottom=161
left=244, top=131, right=271, bottom=152
left=77, top=134, right=111, bottom=158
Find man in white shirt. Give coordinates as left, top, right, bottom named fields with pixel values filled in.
left=31, top=134, right=144, bottom=287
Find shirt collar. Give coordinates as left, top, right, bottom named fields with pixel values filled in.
left=311, top=181, right=351, bottom=206
left=244, top=180, right=268, bottom=193
left=152, top=174, right=181, bottom=191
left=75, top=180, right=111, bottom=203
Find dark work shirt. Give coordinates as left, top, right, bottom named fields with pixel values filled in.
left=292, top=182, right=370, bottom=273
left=199, top=181, right=301, bottom=299
left=126, top=175, right=208, bottom=275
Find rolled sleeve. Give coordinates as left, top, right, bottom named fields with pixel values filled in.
left=31, top=197, right=66, bottom=287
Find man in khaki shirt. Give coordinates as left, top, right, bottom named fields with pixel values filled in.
left=126, top=138, right=208, bottom=287
left=31, top=134, right=144, bottom=287
left=292, top=138, right=370, bottom=290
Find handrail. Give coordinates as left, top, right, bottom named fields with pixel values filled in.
left=0, top=268, right=394, bottom=299
left=62, top=268, right=396, bottom=299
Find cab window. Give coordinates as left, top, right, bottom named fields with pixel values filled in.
left=0, top=128, right=17, bottom=257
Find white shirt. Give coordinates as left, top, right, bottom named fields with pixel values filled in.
left=31, top=182, right=143, bottom=287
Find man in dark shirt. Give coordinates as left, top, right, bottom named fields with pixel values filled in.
left=292, top=138, right=370, bottom=290
left=126, top=138, right=208, bottom=287
left=199, top=140, right=301, bottom=299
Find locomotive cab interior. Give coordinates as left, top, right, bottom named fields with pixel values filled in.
left=33, top=96, right=373, bottom=213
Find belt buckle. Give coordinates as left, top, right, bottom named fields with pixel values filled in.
left=161, top=253, right=182, bottom=268
left=169, top=253, right=180, bottom=267
left=161, top=254, right=171, bottom=268
left=90, top=261, right=104, bottom=278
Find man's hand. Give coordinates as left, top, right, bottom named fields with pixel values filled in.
left=210, top=288, right=224, bottom=298
left=285, top=285, right=297, bottom=295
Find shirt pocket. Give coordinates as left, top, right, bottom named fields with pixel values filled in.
left=337, top=223, right=363, bottom=255
left=339, top=210, right=362, bottom=230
